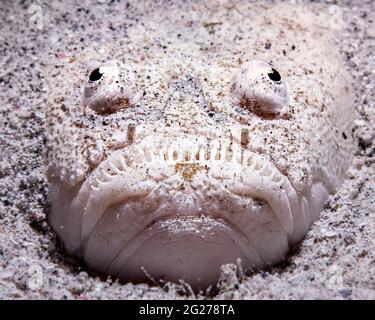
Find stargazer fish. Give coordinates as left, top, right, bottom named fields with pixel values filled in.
left=44, top=2, right=354, bottom=289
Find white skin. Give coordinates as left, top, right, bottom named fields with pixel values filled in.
left=45, top=3, right=354, bottom=290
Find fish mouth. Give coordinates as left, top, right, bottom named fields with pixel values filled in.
left=62, top=138, right=312, bottom=288
left=106, top=214, right=258, bottom=289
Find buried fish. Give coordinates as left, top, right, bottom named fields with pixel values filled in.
left=44, top=2, right=354, bottom=289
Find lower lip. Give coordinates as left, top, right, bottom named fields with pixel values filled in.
left=105, top=215, right=254, bottom=289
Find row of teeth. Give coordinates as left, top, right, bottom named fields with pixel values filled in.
left=91, top=145, right=285, bottom=188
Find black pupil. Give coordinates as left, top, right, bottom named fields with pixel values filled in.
left=89, top=68, right=103, bottom=81
left=268, top=68, right=281, bottom=82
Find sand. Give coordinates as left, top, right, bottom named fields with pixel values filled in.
left=0, top=0, right=374, bottom=299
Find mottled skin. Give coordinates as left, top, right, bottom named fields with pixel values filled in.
left=45, top=2, right=354, bottom=289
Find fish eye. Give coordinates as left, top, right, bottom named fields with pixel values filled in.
left=89, top=68, right=103, bottom=82
left=82, top=60, right=137, bottom=114
left=231, top=59, right=289, bottom=117
left=268, top=68, right=281, bottom=82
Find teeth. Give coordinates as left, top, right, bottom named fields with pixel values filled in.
left=127, top=124, right=135, bottom=143
left=152, top=148, right=159, bottom=160
left=168, top=149, right=173, bottom=160
left=92, top=142, right=288, bottom=191
left=242, top=151, right=252, bottom=166
left=241, top=127, right=249, bottom=148
left=177, top=149, right=184, bottom=161
left=173, top=150, right=178, bottom=161
left=118, top=156, right=126, bottom=169
left=134, top=148, right=145, bottom=162
left=119, top=153, right=131, bottom=167
left=199, top=148, right=206, bottom=161
left=211, top=141, right=221, bottom=161
left=109, top=161, right=122, bottom=174
left=162, top=149, right=168, bottom=161
left=205, top=148, right=210, bottom=161
left=215, top=149, right=221, bottom=161
left=226, top=145, right=233, bottom=162
left=194, top=150, right=200, bottom=161
left=184, top=150, right=191, bottom=161
left=168, top=148, right=176, bottom=161
left=232, top=144, right=241, bottom=163
left=192, top=145, right=200, bottom=161
left=248, top=157, right=256, bottom=170
left=220, top=143, right=227, bottom=161
left=254, top=158, right=263, bottom=171
left=143, top=147, right=152, bottom=162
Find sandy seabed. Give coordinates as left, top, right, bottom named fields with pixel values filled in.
left=0, top=0, right=374, bottom=299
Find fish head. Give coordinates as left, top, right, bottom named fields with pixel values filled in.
left=44, top=2, right=354, bottom=289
